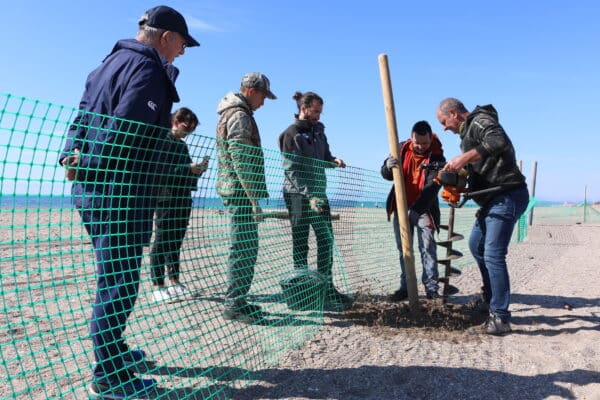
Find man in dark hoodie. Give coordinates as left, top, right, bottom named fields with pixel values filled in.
left=437, top=98, right=529, bottom=335
left=58, top=6, right=199, bottom=398
left=381, top=121, right=445, bottom=302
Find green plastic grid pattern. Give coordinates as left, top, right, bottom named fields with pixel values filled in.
left=0, top=93, right=556, bottom=399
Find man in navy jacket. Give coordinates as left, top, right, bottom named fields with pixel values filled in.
left=58, top=6, right=199, bottom=398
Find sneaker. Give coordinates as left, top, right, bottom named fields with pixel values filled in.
left=485, top=314, right=512, bottom=335
left=390, top=289, right=408, bottom=302
left=152, top=288, right=170, bottom=303
left=122, top=349, right=146, bottom=368
left=88, top=376, right=157, bottom=399
left=426, top=290, right=442, bottom=300
left=222, top=300, right=265, bottom=323
left=467, top=313, right=512, bottom=335
left=166, top=283, right=192, bottom=302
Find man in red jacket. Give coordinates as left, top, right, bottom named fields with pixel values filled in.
left=381, top=121, right=445, bottom=301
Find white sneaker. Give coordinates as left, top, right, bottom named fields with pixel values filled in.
left=152, top=288, right=170, bottom=303
left=166, top=283, right=192, bottom=301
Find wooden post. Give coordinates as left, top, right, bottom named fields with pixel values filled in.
left=378, top=54, right=419, bottom=313
left=528, top=161, right=537, bottom=226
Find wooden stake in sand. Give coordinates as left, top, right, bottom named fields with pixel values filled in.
left=378, top=54, right=419, bottom=313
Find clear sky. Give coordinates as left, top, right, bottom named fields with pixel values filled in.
left=2, top=0, right=599, bottom=202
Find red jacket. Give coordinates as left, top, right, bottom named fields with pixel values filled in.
left=380, top=134, right=445, bottom=230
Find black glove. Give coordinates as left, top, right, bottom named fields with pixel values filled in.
left=408, top=209, right=420, bottom=226
left=385, top=156, right=400, bottom=170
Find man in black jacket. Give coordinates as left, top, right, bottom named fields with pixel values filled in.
left=278, top=91, right=351, bottom=311
left=381, top=121, right=444, bottom=301
left=437, top=98, right=529, bottom=335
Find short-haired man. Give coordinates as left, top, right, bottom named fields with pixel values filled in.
left=216, top=72, right=276, bottom=323
left=437, top=98, right=529, bottom=335
left=58, top=5, right=199, bottom=397
left=381, top=121, right=445, bottom=301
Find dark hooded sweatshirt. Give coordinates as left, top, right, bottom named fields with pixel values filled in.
left=459, top=105, right=526, bottom=206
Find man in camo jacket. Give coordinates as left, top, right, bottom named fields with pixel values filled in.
left=216, top=72, right=276, bottom=323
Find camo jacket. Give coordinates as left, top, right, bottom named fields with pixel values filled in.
left=215, top=92, right=268, bottom=200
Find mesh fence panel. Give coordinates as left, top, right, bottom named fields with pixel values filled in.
left=0, top=93, right=570, bottom=399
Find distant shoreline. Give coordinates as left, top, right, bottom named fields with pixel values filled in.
left=4, top=194, right=591, bottom=210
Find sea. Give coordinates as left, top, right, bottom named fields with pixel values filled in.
left=0, top=195, right=385, bottom=210
left=0, top=195, right=561, bottom=210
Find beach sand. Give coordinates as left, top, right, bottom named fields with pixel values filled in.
left=232, top=221, right=600, bottom=400
left=2, top=207, right=600, bottom=399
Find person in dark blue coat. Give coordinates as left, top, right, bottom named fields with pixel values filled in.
left=58, top=5, right=199, bottom=398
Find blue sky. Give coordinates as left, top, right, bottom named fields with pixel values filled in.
left=2, top=0, right=599, bottom=202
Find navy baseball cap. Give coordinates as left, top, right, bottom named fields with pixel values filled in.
left=140, top=5, right=200, bottom=47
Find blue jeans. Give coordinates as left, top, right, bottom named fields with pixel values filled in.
left=393, top=211, right=439, bottom=293
left=468, top=187, right=529, bottom=322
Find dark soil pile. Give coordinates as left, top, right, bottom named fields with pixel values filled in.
left=343, top=295, right=488, bottom=332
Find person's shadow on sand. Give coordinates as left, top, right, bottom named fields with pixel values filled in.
left=135, top=364, right=600, bottom=399
left=232, top=365, right=600, bottom=400
left=508, top=293, right=600, bottom=336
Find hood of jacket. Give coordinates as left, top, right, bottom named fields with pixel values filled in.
left=459, top=104, right=527, bottom=205
left=460, top=105, right=498, bottom=139
left=217, top=92, right=252, bottom=115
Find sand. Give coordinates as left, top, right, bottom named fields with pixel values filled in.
left=2, top=206, right=600, bottom=399
left=231, top=222, right=600, bottom=400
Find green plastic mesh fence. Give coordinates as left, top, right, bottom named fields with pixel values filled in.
left=0, top=93, right=562, bottom=399
left=526, top=201, right=600, bottom=225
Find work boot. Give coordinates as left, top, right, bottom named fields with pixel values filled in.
left=326, top=286, right=352, bottom=305
left=485, top=314, right=511, bottom=335
left=88, top=369, right=157, bottom=399
left=426, top=290, right=442, bottom=300
left=390, top=288, right=408, bottom=302
left=467, top=313, right=512, bottom=335
left=223, top=299, right=265, bottom=324
left=324, top=286, right=352, bottom=311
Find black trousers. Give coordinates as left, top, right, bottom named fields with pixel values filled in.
left=283, top=192, right=334, bottom=283
left=149, top=195, right=192, bottom=286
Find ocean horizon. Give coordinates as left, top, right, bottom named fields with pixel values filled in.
left=0, top=194, right=566, bottom=210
